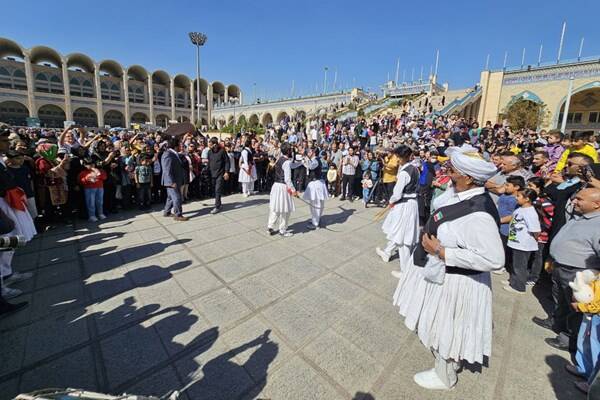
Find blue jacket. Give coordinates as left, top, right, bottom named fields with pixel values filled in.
left=161, top=149, right=185, bottom=187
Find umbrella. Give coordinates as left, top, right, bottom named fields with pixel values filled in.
left=164, top=122, right=196, bottom=137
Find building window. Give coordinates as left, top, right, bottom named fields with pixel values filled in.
left=573, top=112, right=582, bottom=124
left=589, top=112, right=599, bottom=124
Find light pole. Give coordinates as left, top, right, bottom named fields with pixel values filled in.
left=253, top=82, right=257, bottom=104
left=323, top=67, right=328, bottom=95
left=189, top=32, right=207, bottom=124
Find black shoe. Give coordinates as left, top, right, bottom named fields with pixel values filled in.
left=267, top=228, right=277, bottom=236
left=340, top=196, right=346, bottom=201
left=565, top=363, right=587, bottom=379
left=0, top=300, right=29, bottom=320
left=545, top=335, right=570, bottom=352
left=532, top=316, right=554, bottom=331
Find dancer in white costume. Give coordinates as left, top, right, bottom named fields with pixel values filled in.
left=302, top=149, right=328, bottom=230
left=238, top=139, right=257, bottom=197
left=267, top=143, right=301, bottom=237
left=392, top=147, right=504, bottom=390
left=375, top=145, right=420, bottom=270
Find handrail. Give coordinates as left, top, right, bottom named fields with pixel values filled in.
left=437, top=87, right=482, bottom=115
left=489, top=55, right=600, bottom=73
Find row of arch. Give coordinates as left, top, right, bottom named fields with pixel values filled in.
left=0, top=37, right=241, bottom=106
left=213, top=110, right=309, bottom=129
left=0, top=100, right=196, bottom=128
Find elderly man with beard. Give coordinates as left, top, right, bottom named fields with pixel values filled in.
left=392, top=146, right=504, bottom=390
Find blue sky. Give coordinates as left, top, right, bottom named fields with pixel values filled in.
left=2, top=0, right=599, bottom=101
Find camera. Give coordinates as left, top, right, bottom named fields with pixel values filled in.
left=0, top=235, right=26, bottom=249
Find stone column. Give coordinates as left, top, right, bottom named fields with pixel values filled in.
left=122, top=73, right=130, bottom=127
left=224, top=88, right=229, bottom=105
left=94, top=64, right=104, bottom=127
left=239, top=91, right=243, bottom=105
left=148, top=73, right=154, bottom=125
left=207, top=84, right=213, bottom=126
left=170, top=78, right=176, bottom=121
left=189, top=83, right=195, bottom=122
left=61, top=58, right=73, bottom=121
left=23, top=51, right=36, bottom=117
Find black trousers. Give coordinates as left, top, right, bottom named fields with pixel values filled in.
left=552, top=264, right=583, bottom=347
left=510, top=248, right=533, bottom=292
left=341, top=174, right=354, bottom=198
left=212, top=175, right=224, bottom=209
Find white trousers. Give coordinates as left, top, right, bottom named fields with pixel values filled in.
left=0, top=250, right=15, bottom=279
left=434, top=350, right=459, bottom=388
left=268, top=211, right=290, bottom=233
left=241, top=181, right=254, bottom=195
left=26, top=197, right=38, bottom=220
left=309, top=200, right=324, bottom=227
left=383, top=241, right=412, bottom=270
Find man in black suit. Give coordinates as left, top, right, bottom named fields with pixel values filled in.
left=160, top=137, right=188, bottom=221
left=207, top=137, right=230, bottom=214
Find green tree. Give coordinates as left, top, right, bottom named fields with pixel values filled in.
left=503, top=100, right=549, bottom=130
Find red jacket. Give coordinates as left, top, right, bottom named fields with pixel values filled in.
left=78, top=169, right=107, bottom=189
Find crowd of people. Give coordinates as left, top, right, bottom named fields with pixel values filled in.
left=1, top=103, right=600, bottom=397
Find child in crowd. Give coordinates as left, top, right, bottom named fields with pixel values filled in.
left=555, top=130, right=598, bottom=172
left=326, top=163, right=338, bottom=198
left=78, top=158, right=107, bottom=222
left=504, top=188, right=541, bottom=294
left=496, top=175, right=525, bottom=274
left=361, top=171, right=373, bottom=207
left=543, top=129, right=565, bottom=171
left=527, top=177, right=554, bottom=285
left=135, top=154, right=153, bottom=210
left=567, top=271, right=600, bottom=394
left=5, top=150, right=37, bottom=220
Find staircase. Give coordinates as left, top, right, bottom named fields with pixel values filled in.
left=435, top=87, right=482, bottom=116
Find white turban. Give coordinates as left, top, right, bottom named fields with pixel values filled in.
left=446, top=145, right=497, bottom=183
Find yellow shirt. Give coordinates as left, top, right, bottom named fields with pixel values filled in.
left=577, top=279, right=600, bottom=314
left=555, top=143, right=599, bottom=173
left=382, top=155, right=400, bottom=183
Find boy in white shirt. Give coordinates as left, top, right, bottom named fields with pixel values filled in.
left=504, top=188, right=541, bottom=294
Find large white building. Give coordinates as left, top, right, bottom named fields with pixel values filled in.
left=0, top=37, right=241, bottom=128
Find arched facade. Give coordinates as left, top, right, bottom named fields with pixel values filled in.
left=73, top=107, right=98, bottom=127
left=131, top=112, right=148, bottom=124
left=38, top=104, right=65, bottom=128
left=104, top=110, right=124, bottom=128
left=0, top=36, right=239, bottom=127
left=156, top=114, right=169, bottom=127
left=0, top=100, right=28, bottom=126
left=261, top=112, right=273, bottom=127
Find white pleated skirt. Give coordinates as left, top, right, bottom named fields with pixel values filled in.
left=303, top=180, right=329, bottom=202
left=0, top=198, right=37, bottom=241
left=269, top=182, right=295, bottom=213
left=238, top=165, right=257, bottom=183
left=381, top=198, right=419, bottom=246
left=392, top=262, right=493, bottom=364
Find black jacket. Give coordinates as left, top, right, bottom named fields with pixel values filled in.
left=207, top=147, right=230, bottom=178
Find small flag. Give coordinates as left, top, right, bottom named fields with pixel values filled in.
left=433, top=211, right=443, bottom=222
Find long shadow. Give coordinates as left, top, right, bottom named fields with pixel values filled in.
left=531, top=274, right=555, bottom=319
left=546, top=354, right=586, bottom=400
left=321, top=206, right=356, bottom=226
left=353, top=392, right=376, bottom=400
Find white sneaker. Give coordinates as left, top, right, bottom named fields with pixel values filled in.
left=1, top=286, right=23, bottom=299
left=98, top=214, right=107, bottom=220
left=279, top=230, right=293, bottom=238
left=88, top=216, right=98, bottom=222
left=306, top=224, right=317, bottom=230
left=4, top=271, right=33, bottom=285
left=413, top=368, right=453, bottom=390
left=375, top=247, right=390, bottom=263
left=492, top=268, right=506, bottom=275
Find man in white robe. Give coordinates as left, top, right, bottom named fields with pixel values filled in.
left=303, top=149, right=328, bottom=230
left=238, top=139, right=257, bottom=197
left=267, top=143, right=302, bottom=237
left=392, top=147, right=504, bottom=390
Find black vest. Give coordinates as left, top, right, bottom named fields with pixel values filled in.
left=308, top=158, right=323, bottom=181
left=391, top=164, right=419, bottom=205
left=413, top=192, right=500, bottom=275
left=243, top=148, right=254, bottom=166
left=274, top=157, right=287, bottom=184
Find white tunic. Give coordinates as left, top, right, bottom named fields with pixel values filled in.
left=381, top=163, right=419, bottom=246
left=238, top=148, right=257, bottom=183
left=303, top=158, right=329, bottom=203
left=269, top=159, right=297, bottom=213
left=392, top=186, right=505, bottom=364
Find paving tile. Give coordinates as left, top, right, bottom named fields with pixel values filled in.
left=249, top=355, right=343, bottom=400
left=136, top=278, right=189, bottom=308
left=100, top=322, right=169, bottom=389
left=30, top=280, right=86, bottom=319
left=221, top=316, right=294, bottom=382
left=23, top=309, right=89, bottom=366
left=0, top=325, right=26, bottom=376
left=256, top=255, right=327, bottom=294
left=123, top=366, right=182, bottom=398
left=0, top=377, right=19, bottom=400
left=92, top=292, right=153, bottom=334
left=303, top=329, right=383, bottom=395
left=231, top=275, right=283, bottom=308
left=37, top=244, right=78, bottom=267
left=174, top=265, right=223, bottom=297
left=261, top=296, right=324, bottom=348
left=192, top=287, right=253, bottom=330
left=34, top=260, right=82, bottom=290
left=20, top=347, right=98, bottom=395
left=84, top=267, right=133, bottom=301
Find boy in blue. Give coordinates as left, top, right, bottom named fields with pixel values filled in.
left=496, top=175, right=525, bottom=274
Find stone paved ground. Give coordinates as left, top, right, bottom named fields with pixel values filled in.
left=0, top=193, right=583, bottom=400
